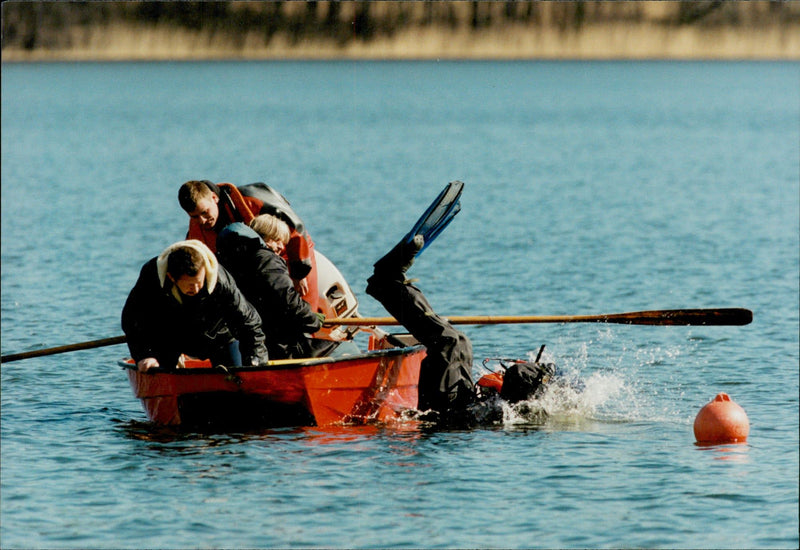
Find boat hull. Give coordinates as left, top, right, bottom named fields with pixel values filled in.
left=121, top=342, right=425, bottom=427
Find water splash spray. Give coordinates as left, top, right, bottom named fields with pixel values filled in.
left=484, top=334, right=690, bottom=428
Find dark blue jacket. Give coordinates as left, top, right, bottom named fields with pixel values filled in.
left=217, top=223, right=322, bottom=359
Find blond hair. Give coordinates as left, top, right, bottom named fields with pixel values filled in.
left=250, top=214, right=291, bottom=245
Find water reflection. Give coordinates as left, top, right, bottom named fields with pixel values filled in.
left=116, top=417, right=429, bottom=446
left=298, top=423, right=421, bottom=446
left=694, top=441, right=751, bottom=463
left=116, top=419, right=308, bottom=447
left=114, top=394, right=615, bottom=449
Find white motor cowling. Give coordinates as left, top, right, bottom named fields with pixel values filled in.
left=314, top=250, right=360, bottom=341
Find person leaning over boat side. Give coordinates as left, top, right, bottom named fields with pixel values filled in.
left=177, top=179, right=319, bottom=311
left=365, top=235, right=476, bottom=416
left=216, top=217, right=334, bottom=360
left=121, top=240, right=269, bottom=372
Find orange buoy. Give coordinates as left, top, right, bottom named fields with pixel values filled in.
left=693, top=393, right=750, bottom=444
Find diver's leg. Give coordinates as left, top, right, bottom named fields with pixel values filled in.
left=367, top=235, right=474, bottom=413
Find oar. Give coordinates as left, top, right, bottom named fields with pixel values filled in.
left=1, top=335, right=127, bottom=363
left=327, top=308, right=753, bottom=327
left=1, top=308, right=752, bottom=363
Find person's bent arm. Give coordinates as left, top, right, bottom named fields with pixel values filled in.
left=122, top=260, right=165, bottom=366
left=257, top=254, right=322, bottom=334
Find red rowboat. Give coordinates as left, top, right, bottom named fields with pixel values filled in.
left=120, top=333, right=425, bottom=428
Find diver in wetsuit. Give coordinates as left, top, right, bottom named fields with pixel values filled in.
left=365, top=182, right=561, bottom=422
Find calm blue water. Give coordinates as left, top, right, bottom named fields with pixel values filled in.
left=1, top=60, right=798, bottom=549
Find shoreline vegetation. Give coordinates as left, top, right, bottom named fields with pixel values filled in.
left=2, top=1, right=799, bottom=62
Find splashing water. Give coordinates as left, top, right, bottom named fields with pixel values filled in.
left=480, top=338, right=689, bottom=429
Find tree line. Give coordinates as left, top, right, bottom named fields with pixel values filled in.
left=2, top=1, right=797, bottom=53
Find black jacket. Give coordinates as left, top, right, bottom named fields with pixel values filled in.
left=121, top=256, right=268, bottom=368
left=217, top=225, right=322, bottom=359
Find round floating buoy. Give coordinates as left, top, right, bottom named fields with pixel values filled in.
left=694, top=393, right=749, bottom=444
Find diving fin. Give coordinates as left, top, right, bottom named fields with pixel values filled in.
left=403, top=180, right=464, bottom=256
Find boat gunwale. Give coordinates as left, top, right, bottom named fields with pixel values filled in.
left=118, top=344, right=426, bottom=374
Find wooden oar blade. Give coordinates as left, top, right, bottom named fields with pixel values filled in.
left=600, top=308, right=753, bottom=326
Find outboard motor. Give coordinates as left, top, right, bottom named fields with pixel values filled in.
left=315, top=250, right=361, bottom=341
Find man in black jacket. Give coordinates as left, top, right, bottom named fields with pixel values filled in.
left=121, top=240, right=268, bottom=372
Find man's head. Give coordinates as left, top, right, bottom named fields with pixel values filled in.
left=250, top=214, right=290, bottom=255
left=166, top=246, right=206, bottom=296
left=179, top=180, right=219, bottom=230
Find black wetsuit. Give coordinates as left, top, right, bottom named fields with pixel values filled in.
left=366, top=237, right=475, bottom=415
